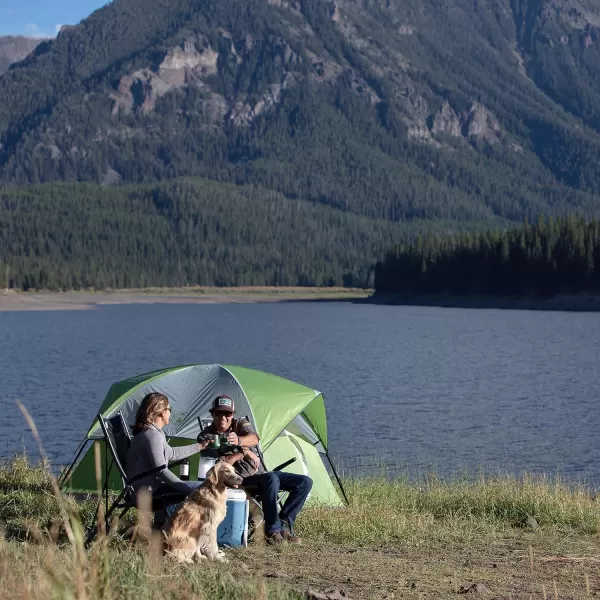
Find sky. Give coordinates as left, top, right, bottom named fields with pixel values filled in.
left=0, top=0, right=108, bottom=37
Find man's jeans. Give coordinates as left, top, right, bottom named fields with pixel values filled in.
left=243, top=471, right=313, bottom=534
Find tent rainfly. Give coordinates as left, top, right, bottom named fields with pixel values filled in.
left=60, top=364, right=346, bottom=506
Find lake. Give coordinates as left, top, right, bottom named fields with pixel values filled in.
left=1, top=301, right=599, bottom=485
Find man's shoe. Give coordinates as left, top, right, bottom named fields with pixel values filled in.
left=265, top=531, right=286, bottom=545
left=281, top=528, right=302, bottom=544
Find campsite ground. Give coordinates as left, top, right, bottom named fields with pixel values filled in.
left=2, top=457, right=600, bottom=599
left=0, top=287, right=370, bottom=310
left=229, top=534, right=600, bottom=599
left=4, top=529, right=600, bottom=600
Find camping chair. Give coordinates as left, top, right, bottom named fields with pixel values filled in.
left=84, top=411, right=187, bottom=546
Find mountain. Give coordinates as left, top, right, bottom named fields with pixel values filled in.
left=0, top=36, right=44, bottom=75
left=1, top=0, right=600, bottom=223
left=1, top=0, right=600, bottom=289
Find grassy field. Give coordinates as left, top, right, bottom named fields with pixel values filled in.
left=2, top=456, right=600, bottom=599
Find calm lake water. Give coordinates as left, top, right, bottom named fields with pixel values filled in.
left=1, top=302, right=600, bottom=485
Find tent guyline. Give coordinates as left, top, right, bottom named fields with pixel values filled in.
left=60, top=364, right=347, bottom=507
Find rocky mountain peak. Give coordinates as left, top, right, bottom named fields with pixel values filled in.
left=0, top=0, right=599, bottom=223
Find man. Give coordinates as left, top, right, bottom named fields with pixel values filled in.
left=200, top=394, right=313, bottom=544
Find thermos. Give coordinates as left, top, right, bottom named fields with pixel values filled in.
left=179, top=458, right=190, bottom=480
left=198, top=457, right=216, bottom=479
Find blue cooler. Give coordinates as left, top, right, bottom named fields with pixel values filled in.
left=217, top=488, right=249, bottom=547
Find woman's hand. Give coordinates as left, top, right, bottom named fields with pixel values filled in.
left=197, top=440, right=209, bottom=451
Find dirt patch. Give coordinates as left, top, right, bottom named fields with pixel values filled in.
left=226, top=538, right=600, bottom=599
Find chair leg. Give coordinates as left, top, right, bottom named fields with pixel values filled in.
left=85, top=520, right=99, bottom=547
left=103, top=489, right=128, bottom=531
left=85, top=500, right=103, bottom=547
left=247, top=497, right=264, bottom=540
left=107, top=506, right=131, bottom=535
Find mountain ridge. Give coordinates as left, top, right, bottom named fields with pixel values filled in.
left=1, top=0, right=600, bottom=224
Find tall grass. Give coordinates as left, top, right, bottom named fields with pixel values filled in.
left=1, top=454, right=300, bottom=600
left=300, top=473, right=600, bottom=546
left=2, top=455, right=600, bottom=598
left=0, top=455, right=96, bottom=536
left=0, top=537, right=301, bottom=600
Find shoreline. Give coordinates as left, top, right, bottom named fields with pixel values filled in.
left=0, top=286, right=371, bottom=311
left=4, top=287, right=600, bottom=313
left=364, top=292, right=600, bottom=312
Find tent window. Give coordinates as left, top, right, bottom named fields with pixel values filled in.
left=282, top=414, right=325, bottom=453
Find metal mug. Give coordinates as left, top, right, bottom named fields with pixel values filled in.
left=207, top=434, right=220, bottom=449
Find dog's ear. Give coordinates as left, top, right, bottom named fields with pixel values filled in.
left=207, top=466, right=219, bottom=485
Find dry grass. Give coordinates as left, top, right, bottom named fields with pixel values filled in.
left=2, top=456, right=600, bottom=599
left=299, top=474, right=600, bottom=546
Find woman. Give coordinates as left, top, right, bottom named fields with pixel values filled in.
left=126, top=392, right=208, bottom=496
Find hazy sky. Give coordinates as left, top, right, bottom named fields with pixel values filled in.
left=0, top=0, right=108, bottom=37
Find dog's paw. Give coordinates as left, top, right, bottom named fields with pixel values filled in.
left=165, top=551, right=195, bottom=565
left=215, top=548, right=229, bottom=562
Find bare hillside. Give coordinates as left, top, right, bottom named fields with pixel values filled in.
left=0, top=36, right=43, bottom=75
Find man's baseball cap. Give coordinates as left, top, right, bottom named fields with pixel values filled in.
left=210, top=394, right=235, bottom=413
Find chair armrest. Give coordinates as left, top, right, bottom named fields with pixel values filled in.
left=126, top=464, right=167, bottom=485
left=126, top=457, right=190, bottom=487
left=273, top=457, right=297, bottom=472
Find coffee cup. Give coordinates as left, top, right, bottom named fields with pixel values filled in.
left=219, top=433, right=232, bottom=448
left=207, top=434, right=220, bottom=449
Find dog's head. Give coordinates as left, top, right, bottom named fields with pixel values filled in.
left=206, top=461, right=244, bottom=489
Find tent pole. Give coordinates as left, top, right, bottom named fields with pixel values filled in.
left=326, top=451, right=349, bottom=506
left=255, top=444, right=269, bottom=473
left=104, top=438, right=109, bottom=532
left=297, top=410, right=348, bottom=506
left=58, top=437, right=88, bottom=488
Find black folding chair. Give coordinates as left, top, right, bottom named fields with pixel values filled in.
left=85, top=411, right=187, bottom=546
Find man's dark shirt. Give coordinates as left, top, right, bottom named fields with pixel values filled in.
left=201, top=417, right=266, bottom=478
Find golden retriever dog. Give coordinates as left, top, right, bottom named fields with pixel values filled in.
left=162, top=461, right=243, bottom=564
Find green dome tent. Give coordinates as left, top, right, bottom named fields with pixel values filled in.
left=61, top=365, right=345, bottom=506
